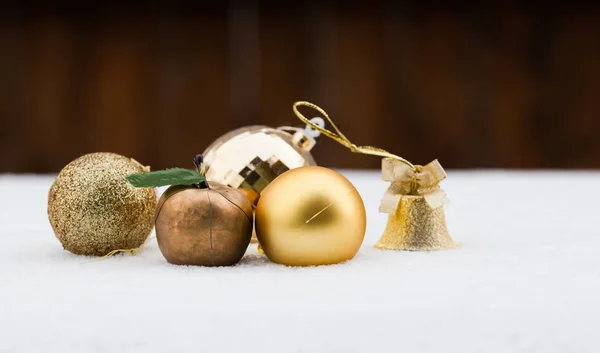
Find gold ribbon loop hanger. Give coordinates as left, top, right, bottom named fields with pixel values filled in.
left=292, top=101, right=449, bottom=210
left=293, top=101, right=415, bottom=169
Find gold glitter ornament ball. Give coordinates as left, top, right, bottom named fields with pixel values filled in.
left=255, top=166, right=366, bottom=266
left=48, top=152, right=157, bottom=256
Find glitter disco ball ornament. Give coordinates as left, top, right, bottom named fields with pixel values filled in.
left=203, top=118, right=324, bottom=206
left=48, top=152, right=157, bottom=256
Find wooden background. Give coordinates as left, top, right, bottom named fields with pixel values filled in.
left=1, top=1, right=599, bottom=173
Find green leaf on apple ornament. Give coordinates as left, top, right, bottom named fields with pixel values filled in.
left=127, top=168, right=205, bottom=188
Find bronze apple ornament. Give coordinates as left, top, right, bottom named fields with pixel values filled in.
left=127, top=155, right=253, bottom=266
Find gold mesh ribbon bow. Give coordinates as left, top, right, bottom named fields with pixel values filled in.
left=379, top=158, right=449, bottom=214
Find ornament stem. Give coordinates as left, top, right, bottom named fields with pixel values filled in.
left=292, top=101, right=415, bottom=170
left=194, top=154, right=210, bottom=189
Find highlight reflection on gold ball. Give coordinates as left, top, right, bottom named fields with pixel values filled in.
left=255, top=166, right=366, bottom=266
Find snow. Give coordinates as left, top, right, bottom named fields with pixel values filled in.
left=1, top=171, right=600, bottom=353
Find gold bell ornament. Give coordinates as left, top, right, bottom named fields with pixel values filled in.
left=292, top=102, right=456, bottom=251
left=375, top=158, right=455, bottom=250
left=202, top=119, right=325, bottom=206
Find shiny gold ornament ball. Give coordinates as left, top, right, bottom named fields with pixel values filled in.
left=155, top=182, right=253, bottom=266
left=48, top=152, right=157, bottom=256
left=255, top=166, right=366, bottom=266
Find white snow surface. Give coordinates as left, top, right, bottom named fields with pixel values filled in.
left=1, top=171, right=600, bottom=353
